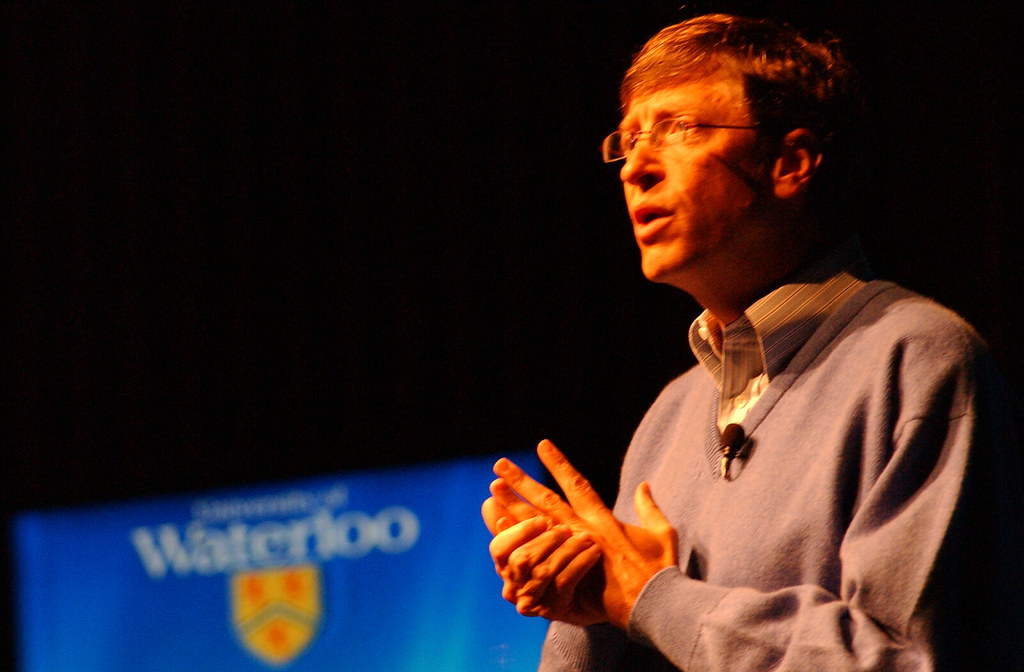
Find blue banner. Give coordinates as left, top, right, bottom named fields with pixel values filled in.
left=13, top=453, right=548, bottom=671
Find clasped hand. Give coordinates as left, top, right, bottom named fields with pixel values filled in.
left=481, top=439, right=678, bottom=630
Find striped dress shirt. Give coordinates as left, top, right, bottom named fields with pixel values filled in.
left=688, top=236, right=875, bottom=430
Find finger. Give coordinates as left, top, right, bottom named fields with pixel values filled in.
left=502, top=528, right=575, bottom=605
left=493, top=456, right=578, bottom=526
left=515, top=593, right=543, bottom=617
left=481, top=496, right=511, bottom=535
left=517, top=533, right=599, bottom=600
left=488, top=516, right=551, bottom=569
left=489, top=478, right=540, bottom=523
left=517, top=543, right=603, bottom=618
left=550, top=543, right=603, bottom=595
left=536, top=440, right=616, bottom=522
left=506, top=525, right=573, bottom=584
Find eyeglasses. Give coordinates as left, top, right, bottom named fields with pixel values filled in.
left=601, top=118, right=759, bottom=163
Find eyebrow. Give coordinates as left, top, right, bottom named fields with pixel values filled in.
left=619, top=110, right=697, bottom=132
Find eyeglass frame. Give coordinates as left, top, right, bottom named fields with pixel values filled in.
left=601, top=118, right=760, bottom=163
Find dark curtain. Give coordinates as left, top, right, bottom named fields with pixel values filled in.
left=3, top=1, right=1022, bottom=666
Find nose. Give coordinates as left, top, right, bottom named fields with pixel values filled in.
left=619, top=140, right=664, bottom=192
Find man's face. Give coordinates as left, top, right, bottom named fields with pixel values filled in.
left=619, top=72, right=767, bottom=295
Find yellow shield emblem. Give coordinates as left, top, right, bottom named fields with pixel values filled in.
left=230, top=564, right=323, bottom=666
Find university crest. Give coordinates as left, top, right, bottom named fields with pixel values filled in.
left=230, top=564, right=323, bottom=666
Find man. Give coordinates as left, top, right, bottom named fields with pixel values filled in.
left=482, top=13, right=1024, bottom=672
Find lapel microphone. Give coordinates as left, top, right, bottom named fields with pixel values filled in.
left=719, top=423, right=746, bottom=480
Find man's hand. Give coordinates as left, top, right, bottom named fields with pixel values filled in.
left=483, top=474, right=606, bottom=624
left=486, top=440, right=679, bottom=630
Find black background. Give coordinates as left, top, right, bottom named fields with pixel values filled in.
left=4, top=1, right=1022, bottom=667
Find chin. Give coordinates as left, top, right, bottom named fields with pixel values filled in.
left=640, top=254, right=688, bottom=286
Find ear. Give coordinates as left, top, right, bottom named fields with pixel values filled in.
left=771, top=129, right=822, bottom=200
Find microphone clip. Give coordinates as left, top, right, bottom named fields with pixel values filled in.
left=719, top=423, right=746, bottom=480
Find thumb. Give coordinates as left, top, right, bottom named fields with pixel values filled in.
left=634, top=481, right=672, bottom=533
left=631, top=482, right=678, bottom=567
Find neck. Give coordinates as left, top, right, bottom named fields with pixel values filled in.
left=691, top=221, right=836, bottom=325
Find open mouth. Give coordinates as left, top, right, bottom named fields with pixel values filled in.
left=634, top=206, right=672, bottom=226
left=632, top=207, right=673, bottom=243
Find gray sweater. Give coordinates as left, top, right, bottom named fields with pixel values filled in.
left=540, top=281, right=1024, bottom=671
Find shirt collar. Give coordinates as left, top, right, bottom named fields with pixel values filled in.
left=688, top=235, right=874, bottom=393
